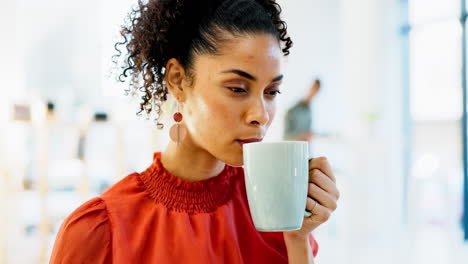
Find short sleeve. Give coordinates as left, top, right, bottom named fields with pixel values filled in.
left=309, top=233, right=319, bottom=257
left=50, top=197, right=112, bottom=264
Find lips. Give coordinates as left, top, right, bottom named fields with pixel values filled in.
left=236, top=138, right=263, bottom=145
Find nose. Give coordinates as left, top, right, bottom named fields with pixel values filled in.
left=245, top=98, right=270, bottom=126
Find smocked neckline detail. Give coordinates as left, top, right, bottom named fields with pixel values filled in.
left=138, top=152, right=238, bottom=214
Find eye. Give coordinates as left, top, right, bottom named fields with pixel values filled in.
left=227, top=87, right=247, bottom=94
left=266, top=90, right=282, bottom=97
left=265, top=83, right=282, bottom=98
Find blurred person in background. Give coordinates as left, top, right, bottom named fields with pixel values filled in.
left=284, top=79, right=321, bottom=142
left=49, top=0, right=339, bottom=263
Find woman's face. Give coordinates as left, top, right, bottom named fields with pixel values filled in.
left=181, top=33, right=283, bottom=166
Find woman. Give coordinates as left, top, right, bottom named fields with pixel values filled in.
left=50, top=0, right=340, bottom=263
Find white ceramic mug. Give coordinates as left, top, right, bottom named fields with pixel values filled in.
left=243, top=141, right=310, bottom=232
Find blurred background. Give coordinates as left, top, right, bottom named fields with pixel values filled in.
left=1, top=0, right=468, bottom=263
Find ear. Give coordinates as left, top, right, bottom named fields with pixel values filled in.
left=165, top=58, right=188, bottom=102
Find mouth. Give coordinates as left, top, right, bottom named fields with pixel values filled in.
left=236, top=138, right=263, bottom=147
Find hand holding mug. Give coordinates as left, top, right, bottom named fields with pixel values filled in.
left=284, top=157, right=340, bottom=239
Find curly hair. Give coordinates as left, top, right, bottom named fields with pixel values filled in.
left=113, top=0, right=293, bottom=129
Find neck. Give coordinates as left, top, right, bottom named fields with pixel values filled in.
left=160, top=138, right=226, bottom=182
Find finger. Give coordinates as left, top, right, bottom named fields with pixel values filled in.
left=309, top=157, right=336, bottom=183
left=308, top=183, right=337, bottom=211
left=306, top=197, right=317, bottom=212
left=305, top=197, right=331, bottom=222
left=309, top=169, right=340, bottom=200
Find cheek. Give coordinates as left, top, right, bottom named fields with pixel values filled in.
left=189, top=94, right=237, bottom=133
left=206, top=99, right=238, bottom=128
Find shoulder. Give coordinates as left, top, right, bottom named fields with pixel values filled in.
left=286, top=102, right=306, bottom=117
left=101, top=172, right=142, bottom=198
left=50, top=197, right=112, bottom=264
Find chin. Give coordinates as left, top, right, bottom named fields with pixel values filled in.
left=220, top=152, right=244, bottom=167
left=228, top=159, right=244, bottom=167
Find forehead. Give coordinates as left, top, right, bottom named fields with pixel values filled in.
left=193, top=34, right=283, bottom=79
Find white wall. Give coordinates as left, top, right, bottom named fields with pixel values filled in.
left=0, top=1, right=19, bottom=262
left=270, top=0, right=344, bottom=140
left=279, top=0, right=405, bottom=262
left=339, top=0, right=405, bottom=260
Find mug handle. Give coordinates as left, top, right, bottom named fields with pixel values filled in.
left=304, top=210, right=312, bottom=217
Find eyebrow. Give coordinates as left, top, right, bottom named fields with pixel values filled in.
left=221, top=69, right=283, bottom=82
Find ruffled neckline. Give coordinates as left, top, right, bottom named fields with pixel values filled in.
left=138, top=152, right=238, bottom=214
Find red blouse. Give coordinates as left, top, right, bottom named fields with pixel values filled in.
left=50, top=152, right=318, bottom=263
